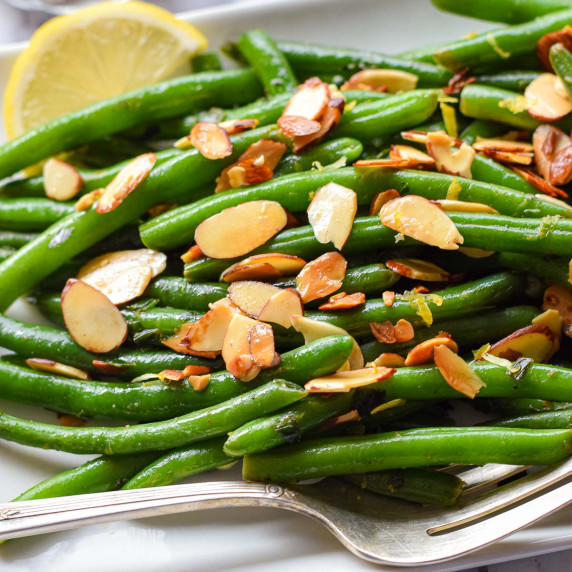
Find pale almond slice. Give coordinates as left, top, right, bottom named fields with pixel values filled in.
left=543, top=284, right=572, bottom=338
left=369, top=189, right=401, bottom=216
left=489, top=323, right=558, bottom=363
left=281, top=77, right=330, bottom=121
left=385, top=258, right=451, bottom=281
left=194, top=200, right=287, bottom=259
left=472, top=137, right=534, bottom=154
left=434, top=345, right=485, bottom=399
left=77, top=249, right=167, bottom=280
left=293, top=100, right=344, bottom=153
left=61, top=279, right=128, bottom=353
left=190, top=122, right=233, bottom=160
left=426, top=132, right=475, bottom=178
left=477, top=149, right=534, bottom=165
left=382, top=291, right=395, bottom=306
left=222, top=313, right=261, bottom=381
left=186, top=302, right=236, bottom=352
left=532, top=308, right=563, bottom=337
left=248, top=322, right=277, bottom=368
left=291, top=315, right=363, bottom=370
left=277, top=115, right=321, bottom=138
left=225, top=354, right=261, bottom=382
left=307, top=182, right=357, bottom=250
left=296, top=252, right=347, bottom=303
left=257, top=288, right=304, bottom=329
left=511, top=166, right=569, bottom=198
left=401, top=130, right=463, bottom=146
left=188, top=374, right=211, bottom=391
left=379, top=195, right=464, bottom=250
left=458, top=246, right=496, bottom=258
left=181, top=245, right=205, bottom=264
left=26, top=358, right=91, bottom=380
left=75, top=189, right=102, bottom=211
left=549, top=145, right=572, bottom=186
left=96, top=153, right=156, bottom=214
left=389, top=144, right=436, bottom=167
left=43, top=158, right=82, bottom=201
left=394, top=319, right=414, bottom=342
left=404, top=336, right=458, bottom=366
left=371, top=353, right=406, bottom=368
left=342, top=69, right=418, bottom=93
left=525, top=73, right=572, bottom=121
left=305, top=366, right=395, bottom=393
left=161, top=323, right=221, bottom=358
left=227, top=281, right=282, bottom=318
left=218, top=118, right=259, bottom=135
left=433, top=199, right=500, bottom=215
left=220, top=253, right=306, bottom=283
left=318, top=292, right=365, bottom=311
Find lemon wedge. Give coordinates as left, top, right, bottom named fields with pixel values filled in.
left=3, top=1, right=207, bottom=139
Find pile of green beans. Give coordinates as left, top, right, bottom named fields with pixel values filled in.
left=1, top=5, right=572, bottom=513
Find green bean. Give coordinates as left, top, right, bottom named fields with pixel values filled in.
left=276, top=41, right=452, bottom=87
left=192, top=52, right=223, bottom=73
left=431, top=0, right=572, bottom=24
left=224, top=392, right=354, bottom=457
left=485, top=398, right=571, bottom=416
left=460, top=119, right=508, bottom=145
left=486, top=410, right=572, bottom=429
left=497, top=252, right=572, bottom=288
left=344, top=468, right=464, bottom=506
left=0, top=125, right=279, bottom=312
left=0, top=247, right=15, bottom=263
left=238, top=29, right=298, bottom=95
left=71, top=137, right=154, bottom=169
left=434, top=10, right=572, bottom=71
left=475, top=71, right=540, bottom=92
left=0, top=198, right=74, bottom=231
left=0, top=336, right=354, bottom=420
left=0, top=230, right=37, bottom=248
left=550, top=42, right=572, bottom=99
left=0, top=70, right=263, bottom=181
left=123, top=437, right=232, bottom=489
left=0, top=380, right=307, bottom=454
left=360, top=400, right=428, bottom=431
left=243, top=427, right=572, bottom=482
left=143, top=277, right=228, bottom=310
left=398, top=41, right=450, bottom=63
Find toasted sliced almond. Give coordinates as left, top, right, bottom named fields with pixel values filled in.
left=532, top=308, right=563, bottom=337
left=61, top=279, right=127, bottom=353
left=293, top=100, right=343, bottom=153
left=195, top=200, right=287, bottom=259
left=385, top=258, right=451, bottom=281
left=478, top=148, right=534, bottom=165
left=186, top=303, right=236, bottom=352
left=96, top=153, right=156, bottom=214
left=78, top=249, right=166, bottom=280
left=188, top=374, right=211, bottom=391
left=458, top=246, right=496, bottom=258
left=281, top=77, right=330, bottom=122
left=190, top=122, right=233, bottom=160
left=401, top=130, right=463, bottom=147
left=291, top=315, right=363, bottom=370
left=257, top=288, right=304, bottom=329
left=248, top=322, right=277, bottom=368
left=220, top=253, right=306, bottom=283
left=380, top=195, right=464, bottom=250
left=525, top=73, right=572, bottom=121
left=26, top=358, right=91, bottom=380
left=394, top=319, right=415, bottom=343
left=536, top=26, right=572, bottom=71
left=433, top=199, right=500, bottom=215
left=371, top=353, right=406, bottom=368
left=354, top=158, right=422, bottom=169
left=305, top=366, right=395, bottom=393
left=222, top=313, right=261, bottom=381
left=473, top=137, right=534, bottom=154
left=278, top=115, right=321, bottom=138
left=434, top=345, right=485, bottom=398
left=43, top=158, right=82, bottom=201
left=404, top=336, right=458, bottom=366
left=318, top=292, right=365, bottom=311
left=511, top=166, right=569, bottom=198
left=426, top=132, right=475, bottom=178
left=389, top=145, right=436, bottom=166
left=219, top=118, right=259, bottom=135
left=489, top=323, right=558, bottom=362
left=370, top=321, right=397, bottom=343
left=443, top=67, right=476, bottom=96
left=549, top=145, right=572, bottom=186
left=296, top=252, right=347, bottom=303
left=92, top=360, right=126, bottom=375
left=75, top=189, right=102, bottom=211
left=543, top=284, right=572, bottom=338
left=382, top=291, right=395, bottom=306
left=227, top=281, right=281, bottom=318
left=225, top=354, right=261, bottom=382
left=161, top=323, right=221, bottom=358
left=369, top=189, right=401, bottom=216
left=181, top=245, right=205, bottom=264
left=342, top=69, right=418, bottom=93
left=307, top=182, right=357, bottom=250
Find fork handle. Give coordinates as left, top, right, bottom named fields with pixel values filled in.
left=0, top=481, right=292, bottom=541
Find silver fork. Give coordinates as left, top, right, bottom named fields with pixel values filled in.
left=0, top=459, right=570, bottom=567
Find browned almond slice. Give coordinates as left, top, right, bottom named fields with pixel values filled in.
left=194, top=200, right=287, bottom=259
left=549, top=145, right=572, bottom=186
left=226, top=354, right=261, bottom=382
left=382, top=290, right=395, bottom=306
left=318, top=292, right=365, bottom=311
left=281, top=78, right=330, bottom=121
left=369, top=189, right=401, bottom=216
left=161, top=323, right=221, bottom=358
left=458, top=246, right=496, bottom=258
left=248, top=322, right=276, bottom=368
left=190, top=122, right=233, bottom=160
left=317, top=410, right=361, bottom=433
left=354, top=158, right=419, bottom=169
left=220, top=253, right=306, bottom=283
left=343, top=69, right=418, bottom=93
left=96, top=153, right=156, bottom=214
left=380, top=195, right=464, bottom=250
left=219, top=118, right=259, bottom=135
left=278, top=115, right=321, bottom=138
left=227, top=281, right=281, bottom=318
left=389, top=144, right=436, bottom=168
left=292, top=101, right=343, bottom=153
left=26, top=358, right=91, bottom=380
left=426, top=132, right=475, bottom=178
left=532, top=308, right=563, bottom=337
left=370, top=320, right=397, bottom=343
left=75, top=189, right=102, bottom=211
left=511, top=166, right=569, bottom=198
left=473, top=137, right=534, bottom=154
left=530, top=126, right=566, bottom=183
left=305, top=367, right=395, bottom=393
left=307, top=182, right=357, bottom=250
left=222, top=313, right=261, bottom=380
left=478, top=149, right=534, bottom=165
left=188, top=374, right=211, bottom=391
left=371, top=353, right=406, bottom=368
left=296, top=252, right=347, bottom=303
left=257, top=288, right=304, bottom=329
left=489, top=323, right=558, bottom=363
left=525, top=73, right=572, bottom=121
left=434, top=345, right=485, bottom=398
left=291, top=315, right=363, bottom=370
left=181, top=245, right=205, bottom=264
left=443, top=67, right=476, bottom=96
left=401, top=130, right=464, bottom=147
left=544, top=284, right=572, bottom=338
left=43, top=158, right=82, bottom=201
left=433, top=199, right=500, bottom=215
left=404, top=336, right=458, bottom=366
left=92, top=360, right=126, bottom=375
left=394, top=319, right=414, bottom=343
left=186, top=303, right=236, bottom=352
left=61, top=279, right=128, bottom=353
left=536, top=26, right=572, bottom=71
left=385, top=258, right=451, bottom=281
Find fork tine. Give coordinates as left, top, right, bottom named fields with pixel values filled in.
left=457, top=464, right=529, bottom=493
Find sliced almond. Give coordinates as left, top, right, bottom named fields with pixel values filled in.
left=401, top=130, right=463, bottom=147
left=426, top=132, right=475, bottom=178
left=434, top=345, right=485, bottom=399
left=75, top=189, right=102, bottom=212
left=458, top=246, right=496, bottom=258
left=257, top=288, right=304, bottom=329
left=61, top=279, right=128, bottom=353
left=371, top=353, right=406, bottom=368
left=369, top=189, right=401, bottom=216
left=477, top=148, right=534, bottom=166
left=281, top=77, right=330, bottom=122
left=380, top=195, right=464, bottom=250
left=443, top=67, right=476, bottom=96
left=389, top=144, right=436, bottom=168
left=225, top=354, right=260, bottom=382
left=188, top=374, right=211, bottom=391
left=96, top=153, right=156, bottom=214
left=433, top=199, right=500, bottom=215
left=355, top=158, right=422, bottom=169
left=190, top=122, right=233, bottom=160
left=185, top=302, right=236, bottom=352
left=293, top=100, right=344, bottom=153
left=220, top=253, right=306, bottom=283
left=43, top=158, right=82, bottom=201
left=382, top=291, right=395, bottom=306
left=161, top=323, right=220, bottom=358
left=342, top=69, right=418, bottom=93
left=532, top=308, right=563, bottom=337
left=194, top=200, right=287, bottom=259
left=489, top=323, right=558, bottom=363
left=219, top=118, right=259, bottom=135
left=525, top=73, right=572, bottom=122
left=549, top=145, right=572, bottom=186
left=536, top=26, right=572, bottom=71
left=543, top=284, right=572, bottom=338
left=473, top=137, right=534, bottom=154
left=404, top=335, right=458, bottom=366
left=278, top=115, right=321, bottom=138
left=248, top=322, right=277, bottom=368
left=394, top=319, right=415, bottom=343
left=307, top=182, right=357, bottom=250
left=26, top=358, right=91, bottom=380
left=181, top=245, right=205, bottom=264
left=385, top=258, right=451, bottom=281
left=296, top=252, right=347, bottom=303
left=222, top=313, right=261, bottom=381
left=370, top=320, right=397, bottom=343
left=227, top=281, right=281, bottom=318
left=58, top=414, right=86, bottom=427
left=305, top=366, right=395, bottom=393
left=318, top=292, right=365, bottom=311
left=511, top=166, right=569, bottom=198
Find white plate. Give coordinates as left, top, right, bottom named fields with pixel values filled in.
left=0, top=1, right=570, bottom=570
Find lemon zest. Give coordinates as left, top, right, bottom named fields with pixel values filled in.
left=486, top=34, right=511, bottom=59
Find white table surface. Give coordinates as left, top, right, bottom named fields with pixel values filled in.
left=0, top=0, right=570, bottom=570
